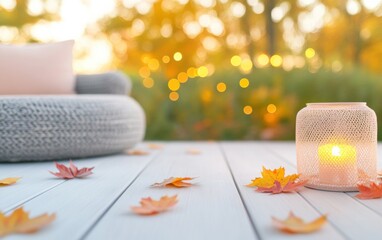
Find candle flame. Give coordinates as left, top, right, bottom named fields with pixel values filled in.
left=331, top=146, right=341, bottom=157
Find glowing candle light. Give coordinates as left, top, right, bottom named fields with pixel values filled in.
left=318, top=143, right=357, bottom=186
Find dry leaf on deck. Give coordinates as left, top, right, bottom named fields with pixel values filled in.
left=148, top=144, right=163, bottom=150
left=356, top=182, right=382, bottom=199
left=272, top=212, right=327, bottom=234
left=186, top=149, right=201, bottom=155
left=151, top=177, right=196, bottom=188
left=256, top=179, right=307, bottom=194
left=49, top=160, right=94, bottom=179
left=131, top=195, right=178, bottom=215
left=247, top=166, right=304, bottom=193
left=127, top=149, right=150, bottom=155
left=0, top=177, right=21, bottom=186
left=0, top=207, right=56, bottom=237
left=247, top=166, right=299, bottom=188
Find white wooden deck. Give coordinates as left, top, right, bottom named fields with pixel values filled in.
left=2, top=141, right=382, bottom=240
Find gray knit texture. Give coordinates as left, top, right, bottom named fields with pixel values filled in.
left=75, top=71, right=132, bottom=95
left=0, top=95, right=145, bottom=162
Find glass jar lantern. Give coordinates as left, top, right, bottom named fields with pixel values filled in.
left=296, top=102, right=377, bottom=191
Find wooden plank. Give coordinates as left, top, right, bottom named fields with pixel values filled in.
left=221, top=142, right=344, bottom=240
left=0, top=161, right=67, bottom=212
left=267, top=142, right=382, bottom=240
left=4, top=151, right=156, bottom=240
left=85, top=142, right=257, bottom=240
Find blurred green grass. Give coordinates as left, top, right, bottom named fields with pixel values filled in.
left=129, top=68, right=382, bottom=140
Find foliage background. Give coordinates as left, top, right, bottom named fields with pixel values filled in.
left=1, top=0, right=382, bottom=140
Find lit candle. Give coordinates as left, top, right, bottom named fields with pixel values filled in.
left=318, top=144, right=357, bottom=185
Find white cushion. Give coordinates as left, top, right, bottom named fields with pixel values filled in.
left=0, top=40, right=75, bottom=95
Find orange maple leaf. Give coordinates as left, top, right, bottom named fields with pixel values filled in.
left=0, top=207, right=56, bottom=237
left=131, top=195, right=178, bottom=215
left=247, top=166, right=300, bottom=188
left=49, top=160, right=94, bottom=179
left=127, top=149, right=150, bottom=155
left=186, top=149, right=201, bottom=155
left=151, top=177, right=196, bottom=188
left=148, top=144, right=163, bottom=150
left=272, top=212, right=327, bottom=234
left=356, top=182, right=382, bottom=199
left=256, top=179, right=307, bottom=194
left=0, top=177, right=21, bottom=186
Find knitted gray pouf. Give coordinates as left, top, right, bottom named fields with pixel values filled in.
left=0, top=95, right=145, bottom=162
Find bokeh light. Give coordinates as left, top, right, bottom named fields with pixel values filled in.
left=197, top=66, right=209, bottom=77
left=169, top=91, right=179, bottom=101
left=267, top=104, right=277, bottom=114
left=216, top=82, right=227, bottom=93
left=243, top=105, right=253, bottom=115
left=239, top=78, right=249, bottom=88
left=173, top=52, right=183, bottom=61
left=270, top=55, right=283, bottom=67
left=168, top=78, right=180, bottom=91
left=230, top=55, right=242, bottom=67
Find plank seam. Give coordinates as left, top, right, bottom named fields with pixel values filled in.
left=79, top=152, right=162, bottom=240
left=218, top=142, right=261, bottom=240
left=4, top=180, right=67, bottom=213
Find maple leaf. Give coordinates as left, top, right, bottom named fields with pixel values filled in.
left=49, top=160, right=94, bottom=179
left=151, top=177, right=196, bottom=188
left=247, top=166, right=299, bottom=188
left=127, top=149, right=150, bottom=155
left=356, top=182, right=382, bottom=199
left=186, top=149, right=201, bottom=155
left=148, top=144, right=163, bottom=150
left=0, top=177, right=21, bottom=186
left=0, top=207, right=56, bottom=237
left=256, top=179, right=308, bottom=194
left=272, top=212, right=327, bottom=234
left=131, top=195, right=178, bottom=215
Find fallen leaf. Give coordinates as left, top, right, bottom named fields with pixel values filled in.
left=127, top=149, right=150, bottom=155
left=131, top=195, right=178, bottom=215
left=49, top=160, right=94, bottom=179
left=272, top=212, right=327, bottom=234
left=378, top=170, right=382, bottom=178
left=148, top=144, right=163, bottom=150
left=356, top=182, right=382, bottom=199
left=0, top=207, right=56, bottom=237
left=186, top=149, right=201, bottom=155
left=151, top=177, right=196, bottom=188
left=256, top=179, right=307, bottom=194
left=0, top=177, right=21, bottom=186
left=247, top=166, right=299, bottom=188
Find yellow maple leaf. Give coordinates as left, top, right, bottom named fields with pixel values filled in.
left=247, top=166, right=299, bottom=188
left=272, top=212, right=327, bottom=234
left=0, top=207, right=56, bottom=237
left=151, top=177, right=196, bottom=188
left=0, top=177, right=21, bottom=186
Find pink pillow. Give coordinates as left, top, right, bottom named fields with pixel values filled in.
left=0, top=40, right=75, bottom=95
